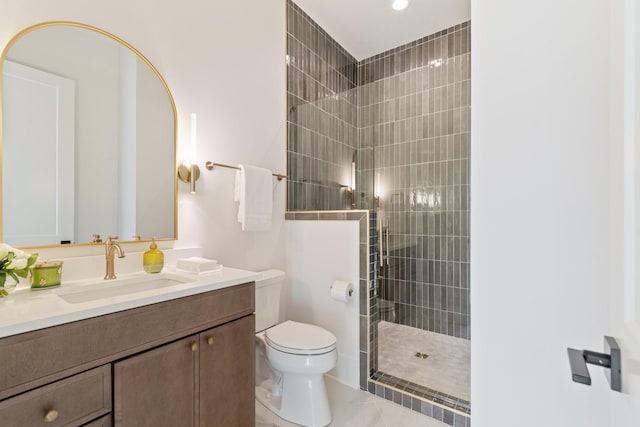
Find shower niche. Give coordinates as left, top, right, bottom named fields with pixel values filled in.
left=286, top=1, right=471, bottom=424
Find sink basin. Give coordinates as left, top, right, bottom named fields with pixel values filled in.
left=57, top=274, right=191, bottom=304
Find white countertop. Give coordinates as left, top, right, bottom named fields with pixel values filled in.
left=0, top=266, right=260, bottom=339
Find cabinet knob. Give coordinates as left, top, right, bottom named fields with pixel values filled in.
left=191, top=342, right=198, bottom=352
left=44, top=409, right=59, bottom=423
left=207, top=337, right=214, bottom=345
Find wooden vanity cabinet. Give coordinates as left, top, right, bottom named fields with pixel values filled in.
left=0, top=282, right=255, bottom=427
left=114, top=335, right=197, bottom=426
left=113, top=315, right=255, bottom=427
left=199, top=314, right=254, bottom=426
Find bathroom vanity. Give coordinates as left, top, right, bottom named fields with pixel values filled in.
left=0, top=268, right=258, bottom=427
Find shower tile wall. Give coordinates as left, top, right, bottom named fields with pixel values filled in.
left=286, top=0, right=358, bottom=210
left=359, top=23, right=471, bottom=339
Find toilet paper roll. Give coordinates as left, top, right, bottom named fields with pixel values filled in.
left=330, top=280, right=353, bottom=302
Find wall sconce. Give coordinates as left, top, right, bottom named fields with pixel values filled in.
left=178, top=113, right=200, bottom=193
left=350, top=160, right=356, bottom=191
left=348, top=153, right=357, bottom=208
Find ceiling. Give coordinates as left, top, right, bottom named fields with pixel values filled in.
left=292, top=0, right=471, bottom=61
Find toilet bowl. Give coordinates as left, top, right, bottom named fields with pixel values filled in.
left=255, top=270, right=338, bottom=427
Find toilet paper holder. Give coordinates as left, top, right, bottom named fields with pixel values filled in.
left=329, top=281, right=353, bottom=298
left=329, top=284, right=353, bottom=296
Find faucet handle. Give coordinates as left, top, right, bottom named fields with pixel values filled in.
left=106, top=236, right=119, bottom=243
left=92, top=234, right=102, bottom=243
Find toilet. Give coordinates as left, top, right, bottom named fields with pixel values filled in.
left=255, top=269, right=337, bottom=427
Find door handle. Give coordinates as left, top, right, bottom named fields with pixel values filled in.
left=567, top=336, right=621, bottom=392
left=378, top=219, right=387, bottom=270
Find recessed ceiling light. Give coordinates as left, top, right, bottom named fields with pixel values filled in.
left=392, top=0, right=409, bottom=11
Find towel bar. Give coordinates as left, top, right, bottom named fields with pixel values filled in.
left=204, top=161, right=287, bottom=181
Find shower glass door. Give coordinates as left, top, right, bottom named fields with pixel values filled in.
left=360, top=22, right=471, bottom=414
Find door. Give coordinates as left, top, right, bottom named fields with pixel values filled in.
left=113, top=335, right=197, bottom=427
left=609, top=0, right=640, bottom=424
left=472, top=0, right=640, bottom=426
left=199, top=315, right=254, bottom=427
left=1, top=60, right=75, bottom=246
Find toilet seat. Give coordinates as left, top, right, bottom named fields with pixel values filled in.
left=265, top=320, right=337, bottom=355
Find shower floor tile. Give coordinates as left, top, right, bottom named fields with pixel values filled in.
left=255, top=375, right=448, bottom=427
left=378, top=321, right=470, bottom=402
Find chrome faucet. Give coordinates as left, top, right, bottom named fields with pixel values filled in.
left=104, top=236, right=125, bottom=280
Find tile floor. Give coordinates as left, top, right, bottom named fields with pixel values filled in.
left=377, top=321, right=471, bottom=402
left=255, top=375, right=449, bottom=427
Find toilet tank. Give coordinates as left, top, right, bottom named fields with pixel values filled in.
left=255, top=269, right=285, bottom=332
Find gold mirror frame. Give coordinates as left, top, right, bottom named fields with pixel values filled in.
left=0, top=21, right=178, bottom=249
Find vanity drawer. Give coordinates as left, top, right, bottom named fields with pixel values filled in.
left=0, top=365, right=111, bottom=427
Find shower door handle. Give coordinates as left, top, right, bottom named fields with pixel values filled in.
left=378, top=219, right=390, bottom=271
left=378, top=221, right=384, bottom=269
left=384, top=219, right=390, bottom=267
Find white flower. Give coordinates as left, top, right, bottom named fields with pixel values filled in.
left=7, top=257, right=27, bottom=270
left=0, top=243, right=36, bottom=294
left=11, top=248, right=25, bottom=257
left=0, top=243, right=11, bottom=260
left=0, top=243, right=36, bottom=277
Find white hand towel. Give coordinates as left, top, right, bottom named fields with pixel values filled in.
left=234, top=170, right=241, bottom=202
left=235, top=164, right=273, bottom=231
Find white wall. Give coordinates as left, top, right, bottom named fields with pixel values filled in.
left=471, top=1, right=611, bottom=426
left=1, top=0, right=286, bottom=271
left=286, top=220, right=360, bottom=389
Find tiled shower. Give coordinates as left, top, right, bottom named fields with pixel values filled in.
left=361, top=25, right=471, bottom=340
left=286, top=1, right=470, bottom=425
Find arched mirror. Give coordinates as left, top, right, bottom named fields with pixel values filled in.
left=0, top=22, right=177, bottom=248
